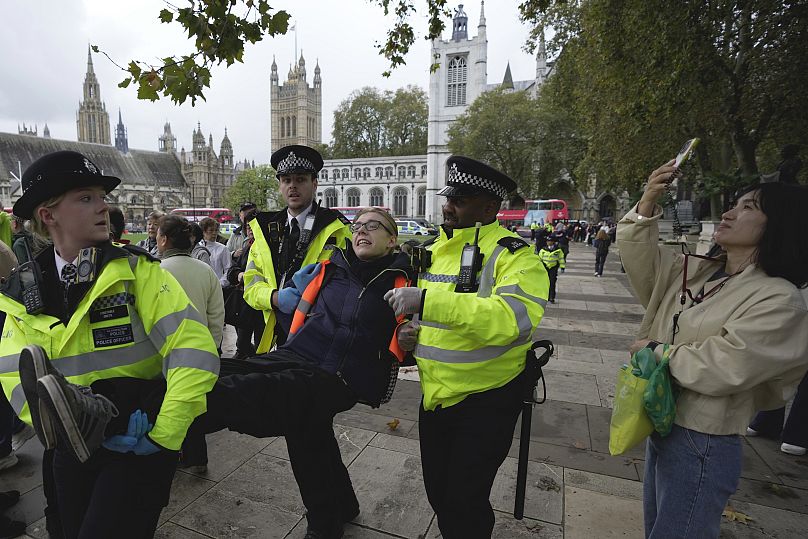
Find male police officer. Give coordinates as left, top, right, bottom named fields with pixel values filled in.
left=243, top=145, right=351, bottom=353
left=386, top=156, right=550, bottom=539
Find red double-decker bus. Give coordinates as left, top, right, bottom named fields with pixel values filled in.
left=170, top=208, right=233, bottom=223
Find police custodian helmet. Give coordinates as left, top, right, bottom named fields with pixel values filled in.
left=270, top=145, right=324, bottom=177
left=14, top=151, right=121, bottom=219
left=437, top=156, right=517, bottom=201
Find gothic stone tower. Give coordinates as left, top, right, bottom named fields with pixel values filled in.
left=77, top=46, right=111, bottom=145
left=270, top=53, right=322, bottom=154
left=426, top=3, right=488, bottom=223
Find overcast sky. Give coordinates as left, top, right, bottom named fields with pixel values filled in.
left=0, top=0, right=542, bottom=165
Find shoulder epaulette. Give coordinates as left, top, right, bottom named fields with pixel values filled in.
left=498, top=236, right=529, bottom=254
left=420, top=235, right=439, bottom=248
left=121, top=243, right=160, bottom=263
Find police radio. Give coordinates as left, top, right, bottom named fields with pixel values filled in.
left=455, top=222, right=484, bottom=293
left=18, top=261, right=45, bottom=315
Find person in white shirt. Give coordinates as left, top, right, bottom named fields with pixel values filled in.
left=199, top=217, right=230, bottom=286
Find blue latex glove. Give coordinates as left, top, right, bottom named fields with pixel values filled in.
left=102, top=409, right=152, bottom=453
left=132, top=435, right=160, bottom=456
left=276, top=286, right=302, bottom=314
left=292, top=263, right=322, bottom=291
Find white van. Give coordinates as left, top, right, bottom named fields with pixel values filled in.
left=395, top=220, right=431, bottom=235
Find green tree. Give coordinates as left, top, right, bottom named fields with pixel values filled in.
left=223, top=165, right=283, bottom=214
left=447, top=88, right=583, bottom=198
left=331, top=86, right=427, bottom=158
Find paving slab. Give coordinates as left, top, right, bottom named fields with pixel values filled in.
left=2, top=435, right=45, bottom=497
left=596, top=373, right=616, bottom=408
left=737, top=438, right=780, bottom=483
left=360, top=379, right=423, bottom=422
left=561, top=293, right=640, bottom=305
left=155, top=522, right=211, bottom=538
left=509, top=439, right=640, bottom=481
left=187, top=429, right=274, bottom=482
left=348, top=446, right=434, bottom=539
left=5, top=485, right=45, bottom=528
left=287, top=518, right=400, bottom=538
left=732, top=476, right=808, bottom=514
left=158, top=471, right=217, bottom=526
left=333, top=408, right=416, bottom=438
left=261, top=424, right=376, bottom=466
left=745, top=435, right=808, bottom=490
left=367, top=432, right=421, bottom=456
left=564, top=486, right=644, bottom=539
left=541, top=370, right=601, bottom=406
left=586, top=404, right=647, bottom=461
left=564, top=468, right=643, bottom=500
left=718, top=498, right=808, bottom=538
left=425, top=510, right=564, bottom=539
left=490, top=457, right=564, bottom=524
left=554, top=345, right=603, bottom=363
left=517, top=399, right=591, bottom=450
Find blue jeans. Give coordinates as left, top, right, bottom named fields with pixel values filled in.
left=644, top=424, right=742, bottom=538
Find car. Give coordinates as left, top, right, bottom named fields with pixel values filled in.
left=395, top=220, right=433, bottom=236
left=412, top=219, right=439, bottom=235
left=219, top=223, right=239, bottom=235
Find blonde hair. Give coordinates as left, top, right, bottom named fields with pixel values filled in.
left=595, top=229, right=609, bottom=241
left=354, top=207, right=397, bottom=236
left=29, top=193, right=67, bottom=238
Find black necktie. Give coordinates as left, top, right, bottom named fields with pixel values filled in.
left=61, top=263, right=77, bottom=284
left=283, top=218, right=300, bottom=271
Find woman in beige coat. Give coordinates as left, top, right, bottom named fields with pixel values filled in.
left=618, top=162, right=808, bottom=539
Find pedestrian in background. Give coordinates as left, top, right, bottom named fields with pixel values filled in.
left=199, top=217, right=231, bottom=286
left=136, top=210, right=163, bottom=256
left=189, top=222, right=211, bottom=265
left=620, top=161, right=808, bottom=539
left=539, top=235, right=565, bottom=303
left=593, top=228, right=611, bottom=277
left=226, top=202, right=257, bottom=262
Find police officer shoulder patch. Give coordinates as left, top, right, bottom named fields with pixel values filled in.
left=498, top=237, right=529, bottom=254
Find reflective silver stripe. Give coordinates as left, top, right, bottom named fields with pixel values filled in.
left=415, top=340, right=529, bottom=364
left=296, top=298, right=313, bottom=316
left=245, top=272, right=266, bottom=289
left=502, top=295, right=533, bottom=341
left=0, top=354, right=18, bottom=375
left=419, top=272, right=458, bottom=284
left=149, top=305, right=205, bottom=351
left=162, top=348, right=220, bottom=377
left=246, top=260, right=258, bottom=271
left=49, top=340, right=159, bottom=377
left=419, top=319, right=450, bottom=330
left=10, top=383, right=25, bottom=415
left=477, top=245, right=505, bottom=298
left=498, top=284, right=548, bottom=309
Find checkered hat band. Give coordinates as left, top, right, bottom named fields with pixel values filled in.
left=92, top=293, right=135, bottom=311
left=277, top=152, right=315, bottom=173
left=448, top=165, right=509, bottom=199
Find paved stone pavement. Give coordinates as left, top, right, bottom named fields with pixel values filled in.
left=4, top=242, right=807, bottom=538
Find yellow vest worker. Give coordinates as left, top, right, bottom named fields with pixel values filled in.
left=242, top=145, right=351, bottom=354
left=387, top=155, right=549, bottom=539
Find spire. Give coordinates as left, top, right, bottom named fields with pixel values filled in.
left=43, top=124, right=50, bottom=138
left=501, top=62, right=514, bottom=89
left=118, top=108, right=123, bottom=124
left=452, top=4, right=468, bottom=41
left=479, top=1, right=486, bottom=28
left=87, top=44, right=95, bottom=74
left=114, top=108, right=128, bottom=153
left=536, top=27, right=547, bottom=84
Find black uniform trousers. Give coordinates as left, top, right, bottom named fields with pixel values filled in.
left=188, top=353, right=360, bottom=532
left=419, top=370, right=525, bottom=539
left=546, top=266, right=559, bottom=302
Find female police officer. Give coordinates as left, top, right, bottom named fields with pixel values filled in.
left=0, top=151, right=219, bottom=539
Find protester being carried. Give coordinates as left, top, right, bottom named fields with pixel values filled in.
left=619, top=161, right=808, bottom=539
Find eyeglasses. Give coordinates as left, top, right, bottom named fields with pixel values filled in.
left=349, top=219, right=393, bottom=235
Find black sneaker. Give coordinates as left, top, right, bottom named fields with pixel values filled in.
left=18, top=345, right=57, bottom=449
left=37, top=373, right=119, bottom=463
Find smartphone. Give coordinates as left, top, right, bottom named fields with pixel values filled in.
left=673, top=138, right=700, bottom=168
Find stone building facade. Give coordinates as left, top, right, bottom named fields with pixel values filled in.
left=270, top=54, right=322, bottom=153
left=319, top=155, right=427, bottom=217
left=170, top=123, right=236, bottom=209
left=76, top=46, right=111, bottom=145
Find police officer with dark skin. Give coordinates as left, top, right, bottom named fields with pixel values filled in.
left=386, top=156, right=550, bottom=539
left=243, top=145, right=351, bottom=354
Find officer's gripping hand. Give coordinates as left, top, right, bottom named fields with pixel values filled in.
left=397, top=320, right=420, bottom=352
left=384, top=287, right=423, bottom=317
left=276, top=287, right=303, bottom=314
left=103, top=409, right=152, bottom=453
left=132, top=435, right=160, bottom=456
left=292, top=263, right=322, bottom=291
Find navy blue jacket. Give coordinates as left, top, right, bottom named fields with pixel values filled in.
left=278, top=247, right=414, bottom=406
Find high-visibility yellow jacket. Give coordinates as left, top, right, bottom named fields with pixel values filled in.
left=243, top=206, right=351, bottom=353
left=414, top=221, right=549, bottom=410
left=538, top=247, right=566, bottom=270
left=0, top=245, right=219, bottom=451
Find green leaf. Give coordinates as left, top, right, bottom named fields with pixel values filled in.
left=158, top=8, right=173, bottom=23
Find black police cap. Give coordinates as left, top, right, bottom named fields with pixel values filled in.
left=270, top=145, right=324, bottom=177
left=14, top=151, right=121, bottom=219
left=437, top=156, right=516, bottom=200
left=239, top=201, right=257, bottom=212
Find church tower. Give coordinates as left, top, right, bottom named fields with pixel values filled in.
left=425, top=2, right=488, bottom=222
left=76, top=46, right=111, bottom=145
left=158, top=122, right=176, bottom=153
left=114, top=109, right=129, bottom=153
left=270, top=53, right=322, bottom=154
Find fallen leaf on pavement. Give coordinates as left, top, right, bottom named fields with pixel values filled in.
left=573, top=440, right=587, bottom=450
left=535, top=477, right=561, bottom=492
left=722, top=505, right=753, bottom=524
left=387, top=418, right=400, bottom=430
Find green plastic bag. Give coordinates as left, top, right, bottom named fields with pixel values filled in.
left=608, top=348, right=656, bottom=455
left=643, top=345, right=678, bottom=436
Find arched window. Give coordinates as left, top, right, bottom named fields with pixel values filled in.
left=353, top=169, right=361, bottom=179
left=407, top=165, right=416, bottom=178
left=375, top=167, right=383, bottom=178
left=447, top=56, right=468, bottom=106
left=369, top=187, right=384, bottom=207
left=385, top=166, right=393, bottom=178
left=363, top=167, right=370, bottom=178
left=324, top=188, right=338, bottom=208
left=292, top=116, right=297, bottom=136
left=417, top=187, right=427, bottom=217
left=321, top=169, right=328, bottom=181
left=342, top=168, right=349, bottom=179
left=280, top=118, right=285, bottom=138
left=398, top=166, right=406, bottom=178
left=346, top=187, right=361, bottom=207
left=393, top=186, right=408, bottom=217
left=421, top=164, right=427, bottom=177
left=286, top=117, right=291, bottom=137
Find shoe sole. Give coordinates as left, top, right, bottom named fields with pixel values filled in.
left=0, top=452, right=19, bottom=471
left=18, top=345, right=57, bottom=449
left=37, top=375, right=91, bottom=463
left=11, top=424, right=36, bottom=452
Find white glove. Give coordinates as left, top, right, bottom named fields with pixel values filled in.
left=384, top=287, right=423, bottom=317
left=396, top=320, right=421, bottom=351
